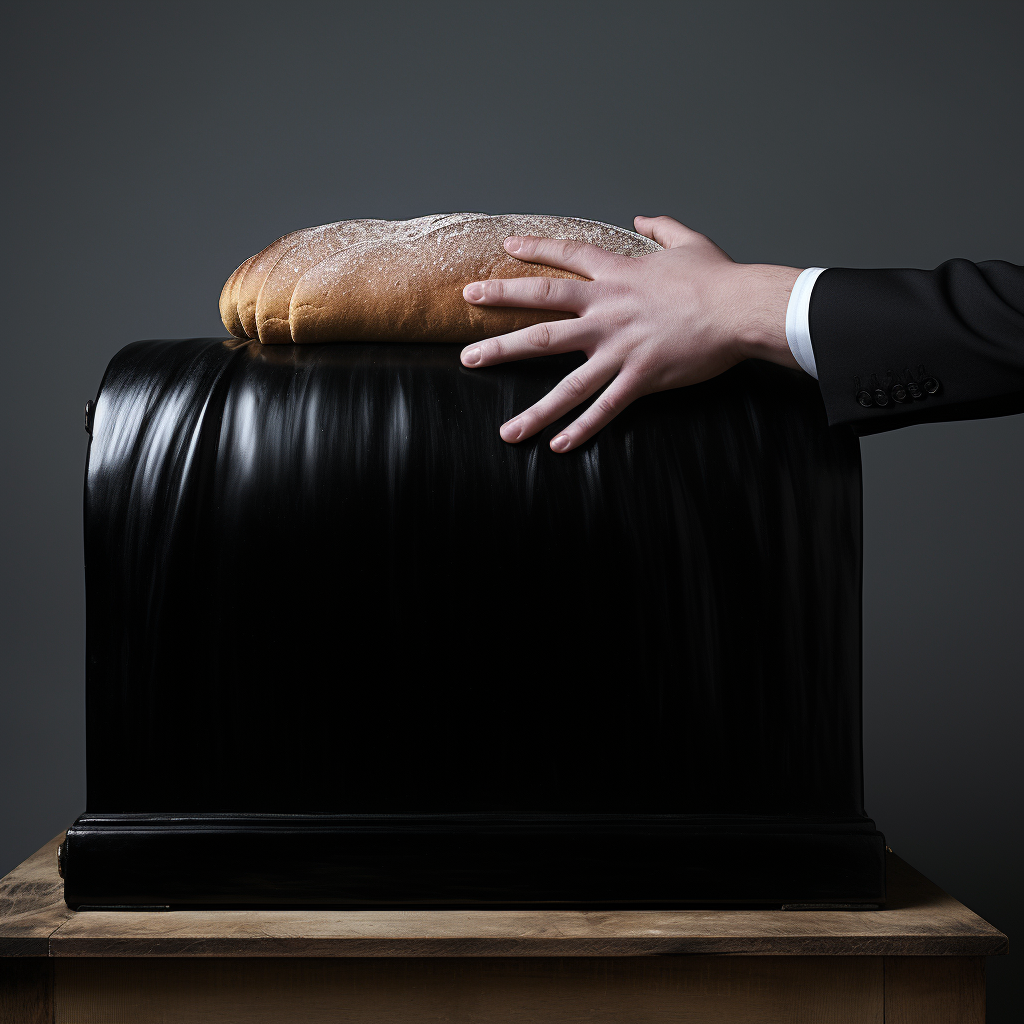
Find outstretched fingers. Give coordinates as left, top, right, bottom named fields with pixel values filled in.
left=633, top=215, right=703, bottom=249
left=504, top=235, right=618, bottom=278
left=463, top=275, right=589, bottom=312
left=499, top=358, right=620, bottom=443
left=461, top=318, right=589, bottom=368
left=547, top=373, right=641, bottom=452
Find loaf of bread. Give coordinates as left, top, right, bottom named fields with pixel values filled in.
left=220, top=214, right=660, bottom=344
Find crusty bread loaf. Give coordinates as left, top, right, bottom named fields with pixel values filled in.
left=253, top=219, right=382, bottom=343
left=218, top=253, right=258, bottom=340
left=219, top=214, right=660, bottom=344
left=232, top=226, right=312, bottom=340
left=220, top=215, right=488, bottom=343
left=253, top=215, right=482, bottom=344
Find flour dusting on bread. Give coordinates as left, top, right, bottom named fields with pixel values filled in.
left=219, top=214, right=660, bottom=344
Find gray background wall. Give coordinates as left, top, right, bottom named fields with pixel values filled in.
left=2, top=0, right=1021, bottom=1016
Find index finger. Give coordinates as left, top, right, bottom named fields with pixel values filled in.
left=504, top=235, right=619, bottom=278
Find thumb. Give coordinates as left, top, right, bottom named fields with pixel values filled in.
left=634, top=215, right=701, bottom=249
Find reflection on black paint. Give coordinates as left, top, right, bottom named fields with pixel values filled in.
left=84, top=339, right=865, bottom=819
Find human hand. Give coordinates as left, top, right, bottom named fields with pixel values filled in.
left=460, top=216, right=802, bottom=451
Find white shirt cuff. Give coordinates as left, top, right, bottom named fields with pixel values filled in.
left=785, top=267, right=827, bottom=379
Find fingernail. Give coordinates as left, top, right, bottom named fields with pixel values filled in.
left=500, top=420, right=522, bottom=442
left=505, top=236, right=523, bottom=253
left=463, top=347, right=481, bottom=366
left=551, top=434, right=571, bottom=452
left=464, top=283, right=484, bottom=301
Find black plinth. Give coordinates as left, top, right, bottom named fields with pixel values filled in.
left=64, top=338, right=884, bottom=908
left=63, top=814, right=884, bottom=908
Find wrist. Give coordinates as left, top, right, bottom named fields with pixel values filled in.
left=724, top=264, right=803, bottom=369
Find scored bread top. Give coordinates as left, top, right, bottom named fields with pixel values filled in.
left=219, top=214, right=660, bottom=344
left=254, top=215, right=487, bottom=344
left=234, top=226, right=316, bottom=339
left=253, top=219, right=386, bottom=345
left=218, top=253, right=259, bottom=340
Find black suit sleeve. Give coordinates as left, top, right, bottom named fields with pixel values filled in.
left=808, top=259, right=1024, bottom=435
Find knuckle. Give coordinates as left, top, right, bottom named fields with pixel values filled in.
left=534, top=277, right=554, bottom=302
left=512, top=407, right=540, bottom=435
left=595, top=392, right=621, bottom=417
left=559, top=239, right=586, bottom=262
left=560, top=373, right=589, bottom=401
left=484, top=279, right=504, bottom=301
left=527, top=322, right=553, bottom=349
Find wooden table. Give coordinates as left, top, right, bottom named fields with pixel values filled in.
left=1, top=832, right=1007, bottom=1023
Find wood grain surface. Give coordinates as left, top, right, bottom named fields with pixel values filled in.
left=53, top=955, right=885, bottom=1024
left=2, top=833, right=1002, bottom=1022
left=0, top=831, right=1008, bottom=959
left=0, top=833, right=73, bottom=956
left=0, top=957, right=52, bottom=1024
left=883, top=956, right=986, bottom=1024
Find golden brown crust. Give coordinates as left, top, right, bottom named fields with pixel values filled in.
left=220, top=214, right=660, bottom=344
left=234, top=226, right=321, bottom=339
left=219, top=254, right=258, bottom=339
left=254, top=220, right=382, bottom=344
left=254, top=217, right=469, bottom=344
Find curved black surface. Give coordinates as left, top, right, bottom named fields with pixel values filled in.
left=67, top=338, right=883, bottom=906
